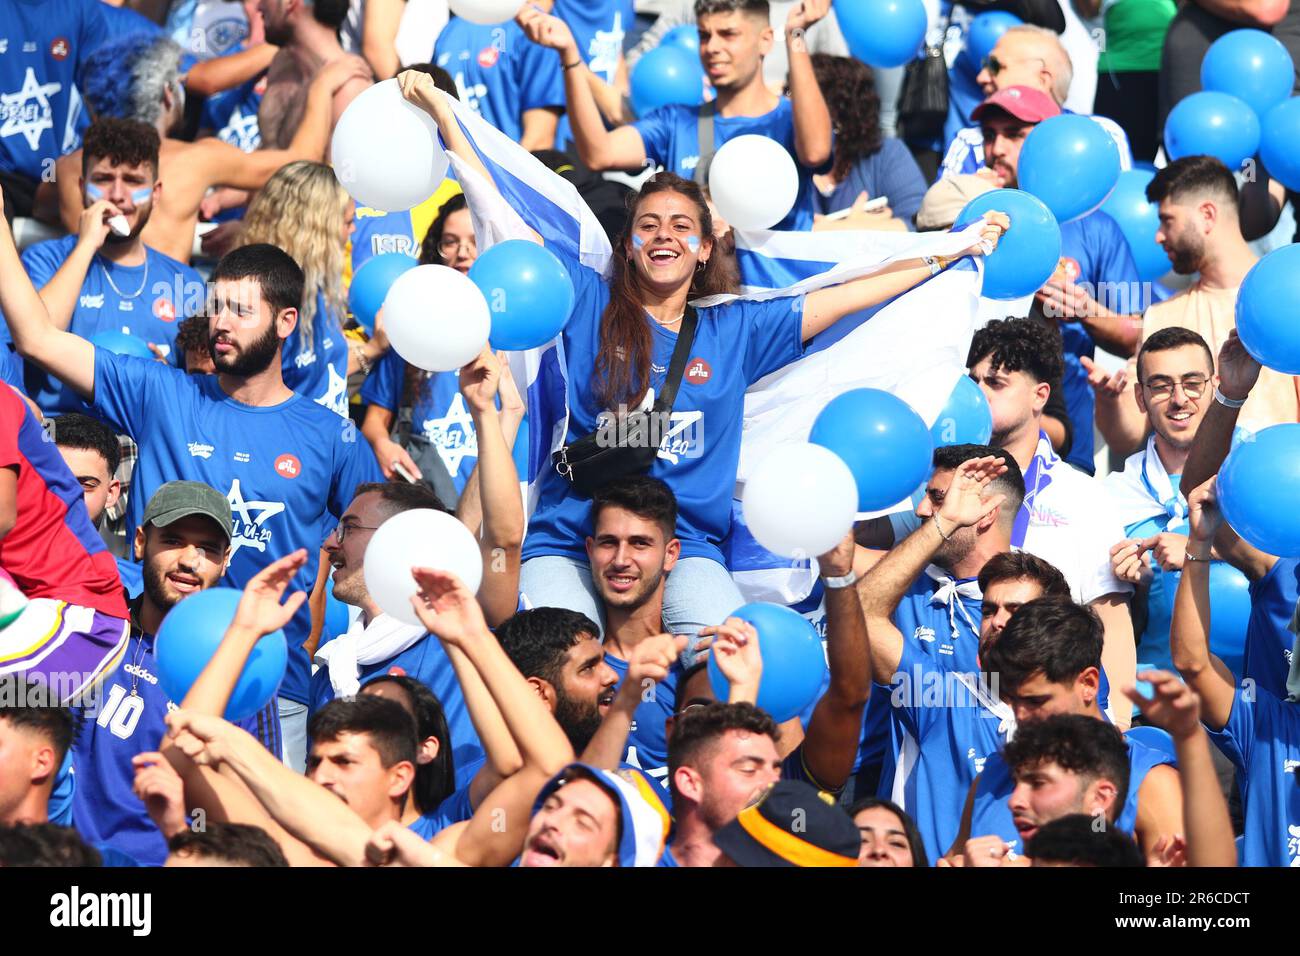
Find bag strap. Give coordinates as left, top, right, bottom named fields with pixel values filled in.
left=693, top=101, right=718, bottom=187
left=653, top=305, right=700, bottom=415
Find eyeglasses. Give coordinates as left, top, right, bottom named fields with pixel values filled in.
left=1141, top=375, right=1209, bottom=401
left=983, top=54, right=1047, bottom=77
left=331, top=520, right=381, bottom=544
left=438, top=235, right=477, bottom=255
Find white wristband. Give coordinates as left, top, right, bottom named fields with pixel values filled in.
left=821, top=570, right=857, bottom=589
left=1214, top=386, right=1246, bottom=409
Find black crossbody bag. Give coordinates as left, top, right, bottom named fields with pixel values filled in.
left=552, top=307, right=699, bottom=498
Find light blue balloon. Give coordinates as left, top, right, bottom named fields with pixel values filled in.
left=1235, top=244, right=1300, bottom=374
left=1260, top=98, right=1300, bottom=193
left=810, top=388, right=933, bottom=511
left=1201, top=29, right=1295, bottom=118
left=1019, top=114, right=1121, bottom=222
left=706, top=602, right=827, bottom=721
left=1164, top=91, right=1260, bottom=170
left=1099, top=169, right=1171, bottom=283
left=661, top=24, right=700, bottom=54
left=630, top=45, right=704, bottom=116
left=467, top=240, right=575, bottom=350
left=932, top=375, right=993, bottom=447
left=349, top=252, right=417, bottom=334
left=156, top=588, right=287, bottom=722
left=835, top=0, right=928, bottom=68
left=90, top=330, right=154, bottom=360
left=961, top=11, right=1022, bottom=72
left=954, top=188, right=1061, bottom=300
left=1218, top=424, right=1300, bottom=557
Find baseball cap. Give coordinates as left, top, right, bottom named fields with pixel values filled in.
left=141, top=480, right=233, bottom=543
left=713, top=780, right=859, bottom=867
left=970, top=85, right=1061, bottom=125
left=531, top=763, right=672, bottom=867
left=916, top=173, right=997, bottom=231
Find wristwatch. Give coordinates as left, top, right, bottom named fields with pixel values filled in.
left=821, top=570, right=857, bottom=589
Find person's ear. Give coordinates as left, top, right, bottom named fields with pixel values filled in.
left=219, top=547, right=232, bottom=576
left=585, top=535, right=596, bottom=564
left=673, top=765, right=703, bottom=806
left=528, top=676, right=556, bottom=709
left=30, top=742, right=57, bottom=785
left=1077, top=666, right=1100, bottom=706
left=1032, top=380, right=1050, bottom=417
left=1134, top=379, right=1148, bottom=415
left=1200, top=199, right=1218, bottom=232
left=417, top=734, right=440, bottom=766
left=1090, top=778, right=1119, bottom=819
left=133, top=525, right=147, bottom=562
left=663, top=536, right=681, bottom=573
left=105, top=477, right=122, bottom=511
left=388, top=760, right=416, bottom=800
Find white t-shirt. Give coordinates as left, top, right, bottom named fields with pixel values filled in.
left=890, top=434, right=1132, bottom=604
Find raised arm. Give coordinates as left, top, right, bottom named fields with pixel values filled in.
left=1169, top=478, right=1238, bottom=730
left=456, top=353, right=525, bottom=536
left=35, top=199, right=120, bottom=331
left=360, top=0, right=404, bottom=80
left=800, top=215, right=1007, bottom=342
left=458, top=348, right=524, bottom=627
left=800, top=532, right=872, bottom=791
left=184, top=42, right=279, bottom=97
left=0, top=197, right=96, bottom=400
left=581, top=633, right=686, bottom=769
left=1180, top=331, right=1258, bottom=497
left=784, top=1, right=833, bottom=170
left=516, top=6, right=648, bottom=171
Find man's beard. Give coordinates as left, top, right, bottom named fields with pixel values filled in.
left=597, top=565, right=664, bottom=611
left=553, top=692, right=603, bottom=753
left=1165, top=224, right=1205, bottom=276
left=263, top=18, right=293, bottom=45
left=142, top=561, right=182, bottom=615
left=210, top=319, right=280, bottom=377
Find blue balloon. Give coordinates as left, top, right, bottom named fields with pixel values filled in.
left=1207, top=562, right=1252, bottom=682
left=962, top=11, right=1022, bottom=71
left=630, top=45, right=704, bottom=116
left=468, top=240, right=575, bottom=350
left=932, top=375, right=993, bottom=447
left=1099, top=169, right=1171, bottom=283
left=809, top=388, right=933, bottom=511
left=1019, top=114, right=1121, bottom=223
left=1236, top=244, right=1300, bottom=374
left=1218, top=424, right=1300, bottom=557
left=349, top=252, right=417, bottom=334
left=707, top=603, right=827, bottom=721
left=90, top=330, right=154, bottom=360
left=954, top=188, right=1061, bottom=300
left=324, top=588, right=351, bottom=643
left=1201, top=29, right=1295, bottom=118
left=1261, top=98, right=1300, bottom=193
left=156, top=588, right=288, bottom=722
left=1164, top=91, right=1260, bottom=170
left=835, top=0, right=928, bottom=68
left=661, top=24, right=700, bottom=54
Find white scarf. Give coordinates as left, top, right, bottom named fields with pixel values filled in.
left=1105, top=435, right=1188, bottom=533
left=313, top=612, right=426, bottom=699
left=924, top=564, right=983, bottom=644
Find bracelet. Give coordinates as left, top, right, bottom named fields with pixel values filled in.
left=821, top=569, right=857, bottom=589
left=1214, top=385, right=1246, bottom=409
left=1184, top=551, right=1212, bottom=563
left=933, top=514, right=953, bottom=541
left=562, top=58, right=583, bottom=71
left=352, top=344, right=373, bottom=375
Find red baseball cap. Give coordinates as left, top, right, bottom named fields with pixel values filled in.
left=971, top=85, right=1061, bottom=125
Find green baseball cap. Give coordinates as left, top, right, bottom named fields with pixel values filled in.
left=141, top=480, right=233, bottom=543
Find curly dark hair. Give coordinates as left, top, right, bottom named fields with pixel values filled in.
left=81, top=118, right=160, bottom=179
left=810, top=54, right=883, bottom=183
left=1003, top=714, right=1131, bottom=824
left=168, top=822, right=289, bottom=866
left=1023, top=814, right=1144, bottom=866
left=175, top=314, right=211, bottom=362
left=667, top=702, right=781, bottom=807
left=0, top=823, right=101, bottom=866
left=967, top=316, right=1066, bottom=386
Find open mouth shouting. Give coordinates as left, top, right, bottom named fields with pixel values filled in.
left=521, top=831, right=564, bottom=867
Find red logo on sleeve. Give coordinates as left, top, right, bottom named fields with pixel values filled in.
left=685, top=358, right=712, bottom=384
left=477, top=46, right=499, bottom=68
left=274, top=454, right=301, bottom=479
left=153, top=298, right=176, bottom=322
left=50, top=37, right=69, bottom=60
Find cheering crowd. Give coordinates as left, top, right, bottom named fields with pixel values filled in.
left=0, top=0, right=1296, bottom=870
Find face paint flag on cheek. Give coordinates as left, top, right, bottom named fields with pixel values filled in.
left=687, top=236, right=700, bottom=253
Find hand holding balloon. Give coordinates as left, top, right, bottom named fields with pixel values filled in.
left=700, top=617, right=763, bottom=703
left=409, top=566, right=491, bottom=649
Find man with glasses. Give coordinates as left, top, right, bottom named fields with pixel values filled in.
left=941, top=25, right=1133, bottom=183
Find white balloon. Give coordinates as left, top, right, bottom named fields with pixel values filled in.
left=364, top=509, right=484, bottom=627
left=708, top=134, right=800, bottom=232
left=383, top=264, right=490, bottom=372
left=331, top=79, right=448, bottom=212
left=448, top=0, right=522, bottom=24
left=742, top=443, right=858, bottom=559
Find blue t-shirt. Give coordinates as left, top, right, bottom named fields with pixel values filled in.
left=1124, top=510, right=1187, bottom=675
left=411, top=753, right=487, bottom=837
left=553, top=0, right=632, bottom=147
left=521, top=246, right=805, bottom=568
left=1245, top=558, right=1299, bottom=701
left=877, top=575, right=1010, bottom=861
left=309, top=634, right=485, bottom=773
left=70, top=625, right=279, bottom=866
left=361, top=349, right=479, bottom=494
left=90, top=349, right=384, bottom=703
left=281, top=292, right=350, bottom=419
left=350, top=203, right=422, bottom=272
left=633, top=98, right=824, bottom=232
left=0, top=0, right=107, bottom=181
left=98, top=3, right=162, bottom=47
left=10, top=236, right=195, bottom=414
left=434, top=17, right=564, bottom=144
left=603, top=652, right=682, bottom=784
left=201, top=69, right=263, bottom=154
left=1056, top=210, right=1145, bottom=473
left=968, top=733, right=1174, bottom=856
left=815, top=139, right=927, bottom=230
left=1, top=347, right=24, bottom=391
left=1209, top=687, right=1300, bottom=867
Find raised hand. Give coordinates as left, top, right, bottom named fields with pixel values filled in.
left=627, top=633, right=689, bottom=687
left=76, top=198, right=119, bottom=251
left=165, top=709, right=238, bottom=768
left=397, top=68, right=453, bottom=126
left=1080, top=355, right=1130, bottom=401
left=698, top=617, right=762, bottom=701
left=363, top=819, right=448, bottom=867
left=1217, top=330, right=1259, bottom=404
left=1185, top=476, right=1223, bottom=548
left=816, top=529, right=855, bottom=579
left=938, top=455, right=1008, bottom=530
left=460, top=345, right=501, bottom=416
left=410, top=566, right=490, bottom=649
left=965, top=211, right=1009, bottom=258
left=230, top=548, right=309, bottom=638
left=1146, top=532, right=1188, bottom=573
left=132, top=751, right=189, bottom=838
left=1147, top=832, right=1188, bottom=868
left=1122, top=669, right=1203, bottom=742
left=496, top=350, right=526, bottom=417
left=1109, top=538, right=1154, bottom=586
left=516, top=5, right=579, bottom=57
left=786, top=0, right=831, bottom=34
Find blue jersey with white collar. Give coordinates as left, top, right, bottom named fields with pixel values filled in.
left=1208, top=687, right=1300, bottom=867
left=281, top=292, right=350, bottom=419
left=968, top=733, right=1174, bottom=856
left=434, top=17, right=564, bottom=144
left=0, top=0, right=107, bottom=181
left=90, top=348, right=384, bottom=703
